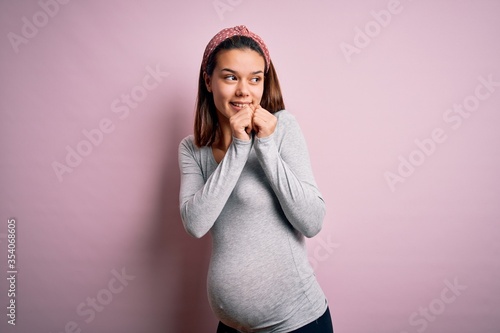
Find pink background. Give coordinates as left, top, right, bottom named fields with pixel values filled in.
left=1, top=0, right=499, bottom=332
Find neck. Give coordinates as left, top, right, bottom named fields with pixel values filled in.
left=214, top=117, right=233, bottom=151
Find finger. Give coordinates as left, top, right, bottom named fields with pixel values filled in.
left=231, top=111, right=250, bottom=129
left=253, top=111, right=269, bottom=125
left=250, top=102, right=258, bottom=111
left=253, top=108, right=277, bottom=138
left=253, top=106, right=267, bottom=119
left=231, top=106, right=252, bottom=135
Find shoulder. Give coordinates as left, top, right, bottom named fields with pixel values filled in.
left=179, top=135, right=199, bottom=157
left=178, top=134, right=211, bottom=162
left=179, top=135, right=194, bottom=153
left=274, top=109, right=295, bottom=123
left=274, top=109, right=302, bottom=135
left=179, top=134, right=195, bottom=149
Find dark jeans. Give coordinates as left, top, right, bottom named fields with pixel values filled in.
left=216, top=307, right=334, bottom=333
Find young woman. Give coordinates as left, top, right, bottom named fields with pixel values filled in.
left=178, top=25, right=333, bottom=333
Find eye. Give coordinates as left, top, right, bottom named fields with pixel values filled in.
left=250, top=77, right=262, bottom=83
left=224, top=75, right=237, bottom=81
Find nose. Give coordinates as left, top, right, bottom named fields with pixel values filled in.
left=235, top=80, right=249, bottom=97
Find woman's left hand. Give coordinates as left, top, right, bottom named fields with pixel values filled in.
left=252, top=105, right=277, bottom=138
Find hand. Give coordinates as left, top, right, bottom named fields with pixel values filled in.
left=229, top=104, right=254, bottom=140
left=252, top=105, right=277, bottom=138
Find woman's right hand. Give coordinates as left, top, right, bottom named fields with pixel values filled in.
left=229, top=104, right=254, bottom=141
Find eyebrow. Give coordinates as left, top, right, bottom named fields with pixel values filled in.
left=221, top=68, right=264, bottom=75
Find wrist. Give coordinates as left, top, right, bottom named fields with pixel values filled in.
left=256, top=130, right=274, bottom=139
left=232, top=133, right=253, bottom=143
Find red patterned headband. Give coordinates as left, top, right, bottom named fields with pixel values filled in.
left=202, top=25, right=271, bottom=73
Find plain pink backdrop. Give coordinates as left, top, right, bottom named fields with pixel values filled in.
left=1, top=0, right=499, bottom=332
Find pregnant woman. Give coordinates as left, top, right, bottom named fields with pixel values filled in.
left=178, top=25, right=334, bottom=333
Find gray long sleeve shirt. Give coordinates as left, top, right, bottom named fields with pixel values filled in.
left=178, top=110, right=328, bottom=332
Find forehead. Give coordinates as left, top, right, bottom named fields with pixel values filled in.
left=215, top=49, right=265, bottom=72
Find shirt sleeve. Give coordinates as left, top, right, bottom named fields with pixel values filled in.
left=178, top=136, right=253, bottom=238
left=253, top=111, right=326, bottom=238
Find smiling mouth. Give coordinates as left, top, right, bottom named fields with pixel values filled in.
left=230, top=102, right=251, bottom=108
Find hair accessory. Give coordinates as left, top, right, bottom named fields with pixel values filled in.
left=202, top=25, right=270, bottom=73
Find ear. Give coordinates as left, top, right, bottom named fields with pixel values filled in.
left=203, top=71, right=212, bottom=93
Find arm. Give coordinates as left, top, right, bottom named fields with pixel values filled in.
left=254, top=111, right=326, bottom=237
left=178, top=137, right=252, bottom=238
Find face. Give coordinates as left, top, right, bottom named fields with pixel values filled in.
left=204, top=48, right=265, bottom=122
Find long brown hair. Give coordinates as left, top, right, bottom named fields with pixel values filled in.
left=194, top=36, right=285, bottom=147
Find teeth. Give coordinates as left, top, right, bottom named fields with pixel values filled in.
left=233, top=103, right=248, bottom=108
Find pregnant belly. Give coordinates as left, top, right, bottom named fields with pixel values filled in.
left=207, top=253, right=307, bottom=330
